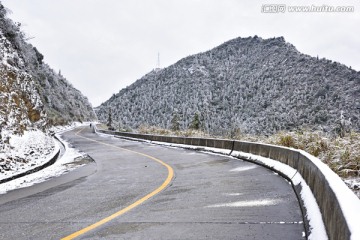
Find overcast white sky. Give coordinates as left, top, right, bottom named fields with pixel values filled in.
left=2, top=0, right=359, bottom=107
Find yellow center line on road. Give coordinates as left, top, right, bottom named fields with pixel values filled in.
left=61, top=127, right=174, bottom=240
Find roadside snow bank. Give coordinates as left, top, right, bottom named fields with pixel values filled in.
left=0, top=130, right=90, bottom=194
left=0, top=130, right=58, bottom=181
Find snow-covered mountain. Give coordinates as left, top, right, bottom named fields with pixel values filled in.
left=97, top=36, right=360, bottom=135
left=0, top=2, right=95, bottom=141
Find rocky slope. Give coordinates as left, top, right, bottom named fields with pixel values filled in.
left=97, top=36, right=360, bottom=136
left=0, top=2, right=95, bottom=144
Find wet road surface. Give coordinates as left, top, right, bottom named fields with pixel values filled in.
left=0, top=127, right=305, bottom=239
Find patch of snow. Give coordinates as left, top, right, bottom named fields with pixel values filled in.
left=206, top=199, right=280, bottom=208
left=0, top=133, right=86, bottom=194
left=199, top=146, right=232, bottom=155
left=293, top=173, right=327, bottom=240
left=223, top=193, right=243, bottom=196
left=0, top=123, right=91, bottom=194
left=230, top=165, right=258, bottom=172
left=232, top=151, right=298, bottom=179
left=0, top=130, right=58, bottom=181
left=344, top=178, right=360, bottom=198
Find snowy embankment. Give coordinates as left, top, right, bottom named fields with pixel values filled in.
left=0, top=130, right=58, bottom=182
left=0, top=123, right=90, bottom=194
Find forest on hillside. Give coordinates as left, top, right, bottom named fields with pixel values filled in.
left=97, top=36, right=360, bottom=136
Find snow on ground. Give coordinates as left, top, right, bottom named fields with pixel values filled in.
left=206, top=199, right=281, bottom=208
left=344, top=178, right=360, bottom=198
left=0, top=135, right=87, bottom=194
left=230, top=165, right=258, bottom=172
left=0, top=123, right=92, bottom=194
left=0, top=129, right=58, bottom=181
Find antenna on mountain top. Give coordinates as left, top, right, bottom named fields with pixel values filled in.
left=157, top=52, right=160, bottom=68
left=155, top=52, right=161, bottom=72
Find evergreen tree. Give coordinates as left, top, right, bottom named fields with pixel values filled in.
left=107, top=109, right=112, bottom=128
left=190, top=113, right=200, bottom=130
left=171, top=113, right=180, bottom=131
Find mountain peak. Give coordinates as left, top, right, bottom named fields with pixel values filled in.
left=97, top=35, right=359, bottom=135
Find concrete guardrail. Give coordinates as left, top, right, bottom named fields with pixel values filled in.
left=96, top=127, right=358, bottom=240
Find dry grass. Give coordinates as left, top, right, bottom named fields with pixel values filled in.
left=227, top=128, right=359, bottom=179
left=265, top=130, right=360, bottom=198
left=138, top=125, right=210, bottom=138
left=265, top=130, right=359, bottom=178
left=95, top=123, right=108, bottom=130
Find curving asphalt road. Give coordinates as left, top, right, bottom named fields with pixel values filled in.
left=0, top=127, right=305, bottom=239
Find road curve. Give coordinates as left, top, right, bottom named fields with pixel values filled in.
left=0, top=127, right=305, bottom=239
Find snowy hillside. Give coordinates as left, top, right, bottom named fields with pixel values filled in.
left=0, top=2, right=95, bottom=136
left=97, top=36, right=360, bottom=136
left=0, top=12, right=46, bottom=141
left=0, top=130, right=56, bottom=180
left=0, top=2, right=95, bottom=177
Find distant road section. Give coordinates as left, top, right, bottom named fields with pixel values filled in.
left=0, top=127, right=305, bottom=239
